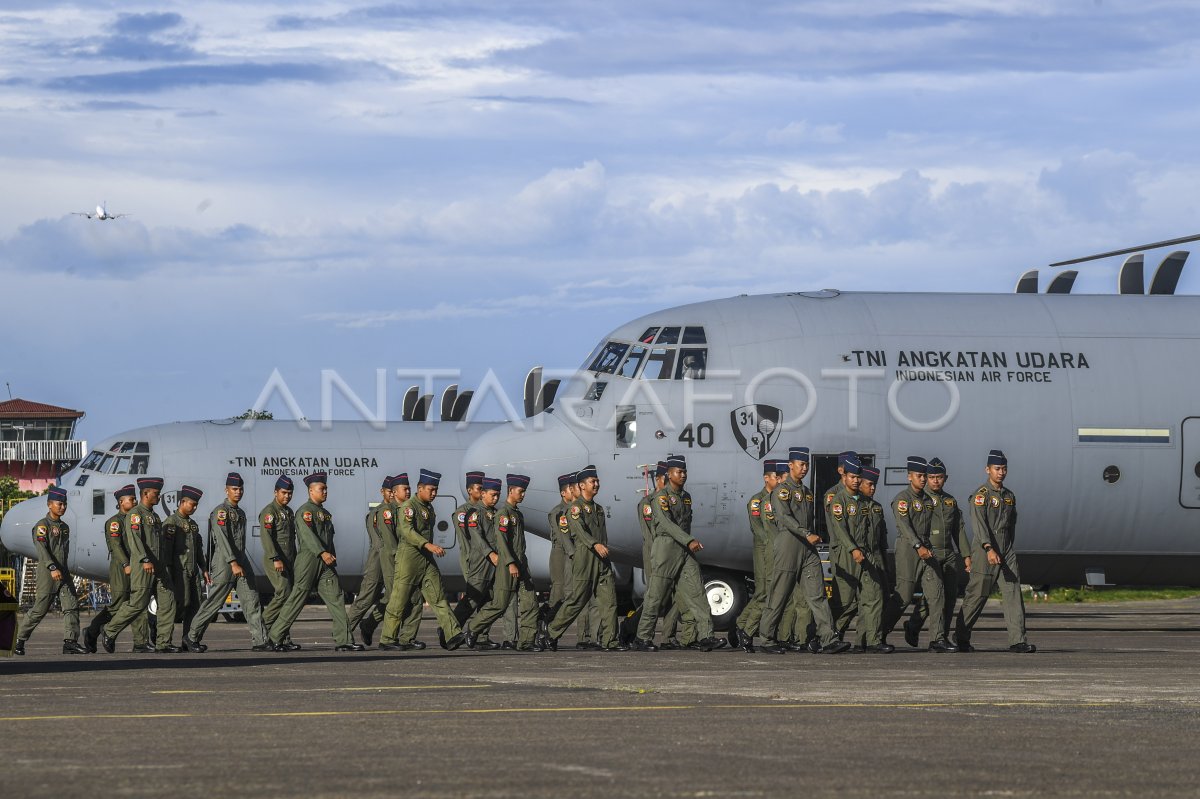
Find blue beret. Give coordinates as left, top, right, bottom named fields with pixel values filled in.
left=665, top=455, right=686, bottom=470
left=393, top=472, right=409, bottom=487
left=180, top=485, right=203, bottom=502
left=789, top=446, right=810, bottom=463
left=927, top=458, right=946, bottom=476
left=655, top=460, right=668, bottom=477
left=303, top=472, right=327, bottom=486
left=843, top=456, right=863, bottom=476
left=507, top=473, right=530, bottom=489
left=113, top=484, right=135, bottom=500
left=838, top=450, right=859, bottom=466
left=137, top=477, right=164, bottom=492
left=773, top=460, right=789, bottom=474
left=226, top=472, right=244, bottom=487
left=382, top=475, right=395, bottom=490
left=275, top=475, right=294, bottom=491
left=47, top=485, right=67, bottom=502
left=763, top=459, right=777, bottom=475
left=465, top=471, right=484, bottom=486
left=557, top=473, right=575, bottom=490
left=481, top=476, right=502, bottom=492
left=861, top=466, right=880, bottom=483
left=906, top=456, right=928, bottom=474
left=418, top=468, right=441, bottom=487
left=987, top=450, right=1007, bottom=466
left=577, top=465, right=598, bottom=480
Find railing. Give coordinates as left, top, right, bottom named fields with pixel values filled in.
left=0, top=439, right=87, bottom=462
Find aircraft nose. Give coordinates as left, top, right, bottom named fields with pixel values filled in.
left=0, top=496, right=44, bottom=558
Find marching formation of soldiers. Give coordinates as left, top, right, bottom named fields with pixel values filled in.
left=11, top=447, right=1033, bottom=656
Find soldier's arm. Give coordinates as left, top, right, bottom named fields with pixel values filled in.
left=124, top=514, right=150, bottom=563
left=953, top=505, right=971, bottom=556
left=296, top=511, right=326, bottom=554
left=826, top=497, right=857, bottom=552
left=210, top=510, right=237, bottom=564
left=260, top=509, right=281, bottom=561
left=495, top=514, right=517, bottom=568
left=556, top=511, right=576, bottom=556
left=398, top=507, right=428, bottom=550
left=567, top=506, right=600, bottom=552
left=379, top=509, right=399, bottom=551
left=194, top=528, right=209, bottom=572
left=746, top=497, right=765, bottom=541
left=105, top=518, right=130, bottom=564
left=892, top=499, right=925, bottom=550
left=969, top=493, right=1000, bottom=552
left=33, top=525, right=64, bottom=572
left=650, top=495, right=694, bottom=548
left=773, top=488, right=806, bottom=541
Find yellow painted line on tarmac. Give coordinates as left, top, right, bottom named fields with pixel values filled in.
left=0, top=698, right=1135, bottom=723
left=152, top=690, right=215, bottom=694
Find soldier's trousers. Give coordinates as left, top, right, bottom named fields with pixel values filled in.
left=190, top=563, right=268, bottom=646
left=549, top=544, right=567, bottom=606
left=955, top=546, right=1028, bottom=647
left=909, top=550, right=961, bottom=636
left=549, top=552, right=617, bottom=647
left=884, top=546, right=947, bottom=644
left=18, top=568, right=79, bottom=642
left=562, top=553, right=596, bottom=642
left=261, top=553, right=295, bottom=642
left=453, top=560, right=493, bottom=627
left=348, top=545, right=385, bottom=632
left=86, top=573, right=149, bottom=648
left=735, top=539, right=771, bottom=635
left=106, top=566, right=176, bottom=649
left=269, top=553, right=351, bottom=646
left=638, top=552, right=712, bottom=642
left=759, top=544, right=837, bottom=646
left=380, top=552, right=460, bottom=644
left=830, top=549, right=886, bottom=647
left=469, top=566, right=538, bottom=645
left=175, top=571, right=204, bottom=642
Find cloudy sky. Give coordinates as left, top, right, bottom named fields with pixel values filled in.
left=3, top=1, right=1199, bottom=441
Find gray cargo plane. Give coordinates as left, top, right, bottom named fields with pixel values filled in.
left=3, top=245, right=1199, bottom=628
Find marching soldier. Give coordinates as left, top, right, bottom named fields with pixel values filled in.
left=186, top=473, right=270, bottom=652
left=267, top=472, right=363, bottom=652
left=731, top=460, right=778, bottom=651
left=541, top=465, right=624, bottom=651
left=377, top=469, right=466, bottom=651
left=955, top=451, right=1036, bottom=653
left=464, top=474, right=541, bottom=650
left=84, top=484, right=150, bottom=653
left=100, top=477, right=179, bottom=653
left=452, top=471, right=488, bottom=626
left=14, top=485, right=85, bottom=655
left=905, top=457, right=971, bottom=647
left=830, top=465, right=891, bottom=652
left=259, top=475, right=301, bottom=651
left=348, top=476, right=393, bottom=645
left=757, top=448, right=849, bottom=654
left=551, top=473, right=598, bottom=649
left=883, top=457, right=955, bottom=652
left=634, top=455, right=717, bottom=651
left=458, top=477, right=504, bottom=648
left=168, top=485, right=207, bottom=644
left=375, top=473, right=425, bottom=649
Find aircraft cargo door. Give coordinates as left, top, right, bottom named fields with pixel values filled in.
left=1180, top=418, right=1200, bottom=508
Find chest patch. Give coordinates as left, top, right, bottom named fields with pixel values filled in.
left=1004, top=496, right=1015, bottom=506
left=778, top=488, right=791, bottom=502
left=913, top=500, right=923, bottom=512
left=847, top=503, right=857, bottom=516
left=990, top=496, right=1001, bottom=508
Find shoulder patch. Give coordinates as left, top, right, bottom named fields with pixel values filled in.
left=824, top=492, right=834, bottom=506
left=499, top=515, right=509, bottom=527
left=658, top=496, right=669, bottom=512
left=558, top=515, right=569, bottom=530
left=405, top=507, right=415, bottom=519
left=778, top=488, right=790, bottom=502
left=831, top=502, right=843, bottom=519
left=457, top=512, right=466, bottom=524
left=130, top=514, right=141, bottom=530
left=571, top=505, right=582, bottom=518
left=303, top=510, right=313, bottom=523
left=108, top=520, right=120, bottom=534
left=897, top=499, right=909, bottom=516
left=383, top=509, right=393, bottom=521
left=217, top=509, right=227, bottom=520
left=973, top=494, right=986, bottom=507
left=643, top=503, right=653, bottom=519
left=872, top=504, right=883, bottom=515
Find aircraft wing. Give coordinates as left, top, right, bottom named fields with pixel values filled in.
left=70, top=212, right=93, bottom=218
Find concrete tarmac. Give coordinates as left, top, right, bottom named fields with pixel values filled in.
left=4, top=598, right=1200, bottom=798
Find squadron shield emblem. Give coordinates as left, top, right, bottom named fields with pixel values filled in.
left=729, top=404, right=783, bottom=460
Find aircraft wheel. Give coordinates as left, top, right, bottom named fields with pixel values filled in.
left=703, top=570, right=748, bottom=632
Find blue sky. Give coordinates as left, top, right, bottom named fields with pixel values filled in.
left=3, top=1, right=1200, bottom=442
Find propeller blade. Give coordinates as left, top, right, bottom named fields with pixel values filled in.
left=1148, top=251, right=1188, bottom=295
left=1049, top=233, right=1200, bottom=267
left=1118, top=254, right=1144, bottom=295
left=523, top=366, right=542, bottom=418
left=450, top=390, right=473, bottom=422
left=401, top=386, right=419, bottom=421
left=1046, top=270, right=1078, bottom=294
left=1014, top=269, right=1039, bottom=294
left=440, top=384, right=458, bottom=422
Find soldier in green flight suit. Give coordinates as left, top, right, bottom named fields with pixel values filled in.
left=647, top=460, right=697, bottom=650
left=757, top=447, right=850, bottom=655
left=84, top=484, right=150, bottom=653
left=551, top=473, right=599, bottom=649
left=267, top=472, right=363, bottom=652
left=731, top=460, right=779, bottom=651
left=955, top=450, right=1036, bottom=653
left=883, top=457, right=955, bottom=652
left=374, top=473, right=425, bottom=648
left=460, top=477, right=509, bottom=648
left=347, top=476, right=393, bottom=645
left=541, top=465, right=624, bottom=651
left=829, top=465, right=892, bottom=652
left=259, top=475, right=301, bottom=651
left=548, top=472, right=574, bottom=613
left=100, top=477, right=179, bottom=653
left=452, top=471, right=488, bottom=626
left=167, top=485, right=208, bottom=644
left=377, top=469, right=465, bottom=651
left=634, top=455, right=717, bottom=651
left=14, top=485, right=85, bottom=655
left=186, top=473, right=271, bottom=652
left=465, top=474, right=542, bottom=651
left=905, top=457, right=972, bottom=647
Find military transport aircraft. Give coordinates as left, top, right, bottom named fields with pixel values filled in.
left=71, top=202, right=128, bottom=221
left=3, top=240, right=1199, bottom=628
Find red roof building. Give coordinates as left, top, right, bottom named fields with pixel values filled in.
left=0, top=398, right=86, bottom=493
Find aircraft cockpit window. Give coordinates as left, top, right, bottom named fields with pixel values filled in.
left=119, top=441, right=137, bottom=454
left=676, top=349, right=707, bottom=379
left=589, top=341, right=629, bottom=375
left=111, top=455, right=150, bottom=475
left=97, top=453, right=116, bottom=473
left=617, top=346, right=647, bottom=378
left=682, top=326, right=707, bottom=345
left=642, top=348, right=676, bottom=379
left=135, top=442, right=149, bottom=453
left=656, top=327, right=680, bottom=345
left=80, top=450, right=105, bottom=471
left=637, top=327, right=659, bottom=344
left=584, top=381, right=608, bottom=401
left=108, top=441, right=124, bottom=452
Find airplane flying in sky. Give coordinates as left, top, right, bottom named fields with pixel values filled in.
left=71, top=202, right=128, bottom=221
left=4, top=239, right=1199, bottom=629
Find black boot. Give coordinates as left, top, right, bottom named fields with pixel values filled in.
left=63, top=639, right=87, bottom=655
left=13, top=639, right=25, bottom=656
